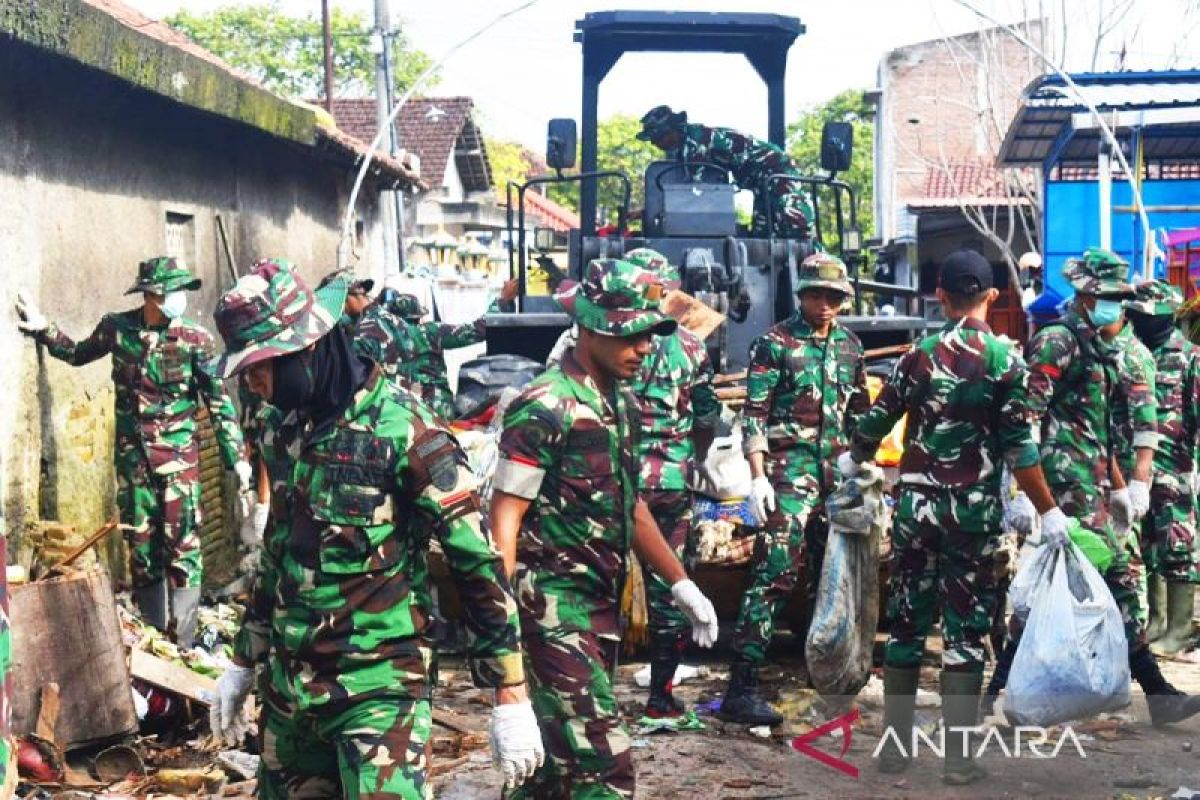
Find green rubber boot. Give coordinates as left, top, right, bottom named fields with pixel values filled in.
left=1146, top=574, right=1168, bottom=643
left=941, top=670, right=988, bottom=786
left=878, top=666, right=918, bottom=774
left=1152, top=581, right=1196, bottom=656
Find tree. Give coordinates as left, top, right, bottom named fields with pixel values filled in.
left=485, top=138, right=540, bottom=201
left=544, top=114, right=660, bottom=225
left=167, top=3, right=435, bottom=99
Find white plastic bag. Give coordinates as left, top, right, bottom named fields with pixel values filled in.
left=805, top=465, right=886, bottom=700
left=1005, top=543, right=1130, bottom=726
left=694, top=433, right=753, bottom=500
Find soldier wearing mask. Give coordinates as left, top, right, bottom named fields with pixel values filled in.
left=16, top=257, right=249, bottom=647
left=206, top=260, right=542, bottom=797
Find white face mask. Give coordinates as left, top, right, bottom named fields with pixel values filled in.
left=159, top=291, right=188, bottom=320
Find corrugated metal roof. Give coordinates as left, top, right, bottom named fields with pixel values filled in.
left=998, top=70, right=1200, bottom=167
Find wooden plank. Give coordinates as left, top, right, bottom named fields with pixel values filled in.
left=129, top=649, right=217, bottom=705
left=432, top=708, right=480, bottom=736
left=35, top=683, right=60, bottom=744
left=662, top=291, right=727, bottom=341
left=49, top=520, right=119, bottom=571
left=713, top=370, right=747, bottom=386
left=863, top=343, right=913, bottom=361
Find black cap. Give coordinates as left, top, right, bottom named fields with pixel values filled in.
left=939, top=250, right=993, bottom=295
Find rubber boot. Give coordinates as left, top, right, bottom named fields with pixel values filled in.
left=981, top=639, right=1018, bottom=719
left=877, top=666, right=918, bottom=774
left=1151, top=581, right=1196, bottom=657
left=133, top=579, right=169, bottom=632
left=1130, top=645, right=1200, bottom=726
left=171, top=587, right=202, bottom=650
left=1146, top=574, right=1169, bottom=643
left=718, top=661, right=783, bottom=726
left=645, top=633, right=686, bottom=718
left=940, top=670, right=988, bottom=786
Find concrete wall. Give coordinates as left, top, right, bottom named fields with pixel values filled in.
left=0, top=41, right=391, bottom=556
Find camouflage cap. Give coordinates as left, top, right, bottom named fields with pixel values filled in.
left=554, top=258, right=678, bottom=337
left=795, top=253, right=854, bottom=297
left=318, top=269, right=373, bottom=296
left=1064, top=247, right=1134, bottom=298
left=1125, top=279, right=1183, bottom=316
left=124, top=256, right=201, bottom=295
left=390, top=293, right=427, bottom=320
left=213, top=258, right=345, bottom=378
left=636, top=105, right=687, bottom=142
left=624, top=247, right=681, bottom=289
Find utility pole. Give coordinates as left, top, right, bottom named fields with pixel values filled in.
left=372, top=0, right=400, bottom=277
left=320, top=0, right=334, bottom=111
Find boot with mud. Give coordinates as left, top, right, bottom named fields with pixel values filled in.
left=877, top=666, right=918, bottom=774
left=1150, top=581, right=1196, bottom=657
left=941, top=670, right=988, bottom=786
left=1131, top=645, right=1200, bottom=726
left=1145, top=573, right=1168, bottom=643
left=719, top=661, right=783, bottom=726
left=645, top=634, right=686, bottom=719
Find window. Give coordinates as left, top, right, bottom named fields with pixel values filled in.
left=165, top=211, right=196, bottom=265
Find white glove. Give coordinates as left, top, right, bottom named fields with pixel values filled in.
left=489, top=701, right=544, bottom=790
left=671, top=578, right=720, bottom=648
left=1005, top=492, right=1037, bottom=535
left=15, top=292, right=48, bottom=334
left=836, top=452, right=861, bottom=479
left=1109, top=487, right=1133, bottom=529
left=208, top=664, right=254, bottom=746
left=1192, top=472, right=1200, bottom=497
left=1041, top=508, right=1070, bottom=548
left=234, top=460, right=254, bottom=493
left=1127, top=479, right=1151, bottom=520
left=240, top=501, right=270, bottom=547
left=750, top=476, right=776, bottom=525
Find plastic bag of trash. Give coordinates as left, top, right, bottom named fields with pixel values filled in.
left=693, top=432, right=753, bottom=501
left=805, top=464, right=886, bottom=700
left=1005, top=542, right=1130, bottom=727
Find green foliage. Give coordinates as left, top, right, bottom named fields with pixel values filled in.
left=545, top=114, right=660, bottom=225
left=167, top=3, right=434, bottom=99
left=486, top=138, right=540, bottom=200
left=787, top=89, right=875, bottom=251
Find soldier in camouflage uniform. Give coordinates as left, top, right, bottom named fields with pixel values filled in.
left=356, top=281, right=518, bottom=419
left=618, top=248, right=721, bottom=718
left=206, top=260, right=544, bottom=799
left=1127, top=280, right=1200, bottom=656
left=1023, top=249, right=1200, bottom=726
left=718, top=254, right=870, bottom=726
left=639, top=105, right=814, bottom=238
left=15, top=258, right=249, bottom=647
left=842, top=250, right=1065, bottom=783
left=490, top=258, right=719, bottom=799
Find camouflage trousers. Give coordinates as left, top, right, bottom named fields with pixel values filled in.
left=508, top=629, right=634, bottom=800
left=885, top=485, right=1002, bottom=672
left=751, top=176, right=814, bottom=238
left=259, top=691, right=432, bottom=800
left=643, top=490, right=696, bottom=645
left=731, top=474, right=825, bottom=665
left=1055, top=480, right=1146, bottom=647
left=1142, top=480, right=1200, bottom=583
left=115, top=448, right=202, bottom=589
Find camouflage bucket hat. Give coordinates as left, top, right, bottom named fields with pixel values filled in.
left=390, top=293, right=428, bottom=320
left=624, top=247, right=681, bottom=289
left=796, top=253, right=854, bottom=297
left=636, top=105, right=687, bottom=142
left=125, top=256, right=202, bottom=295
left=554, top=258, right=678, bottom=337
left=213, top=258, right=345, bottom=378
left=318, top=269, right=374, bottom=296
left=1125, top=279, right=1183, bottom=316
left=1064, top=247, right=1134, bottom=298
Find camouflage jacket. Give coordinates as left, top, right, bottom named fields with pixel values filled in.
left=742, top=315, right=870, bottom=489
left=353, top=303, right=408, bottom=380
left=680, top=123, right=800, bottom=188
left=40, top=310, right=243, bottom=474
left=629, top=328, right=720, bottom=491
left=851, top=317, right=1040, bottom=490
left=1024, top=309, right=1148, bottom=493
left=1146, top=330, right=1200, bottom=490
left=493, top=349, right=640, bottom=639
left=360, top=314, right=485, bottom=412
left=1112, top=323, right=1159, bottom=477
left=231, top=368, right=523, bottom=708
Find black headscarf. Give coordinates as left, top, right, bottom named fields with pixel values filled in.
left=1128, top=311, right=1176, bottom=352
left=272, top=326, right=371, bottom=432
